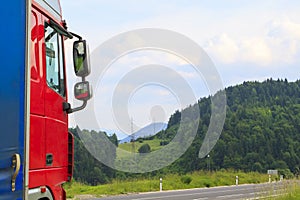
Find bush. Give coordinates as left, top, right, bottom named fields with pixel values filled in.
left=204, top=182, right=211, bottom=188
left=138, top=144, right=151, bottom=153
left=138, top=138, right=143, bottom=143
left=160, top=141, right=169, bottom=146
left=180, top=176, right=192, bottom=185
left=278, top=168, right=294, bottom=179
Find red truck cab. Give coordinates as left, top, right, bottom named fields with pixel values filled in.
left=29, top=0, right=91, bottom=199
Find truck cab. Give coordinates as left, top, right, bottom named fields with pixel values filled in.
left=0, top=0, right=91, bottom=199
left=29, top=0, right=91, bottom=199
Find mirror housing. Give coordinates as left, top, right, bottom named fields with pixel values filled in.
left=65, top=34, right=92, bottom=114
left=74, top=81, right=92, bottom=101
left=73, top=40, right=90, bottom=77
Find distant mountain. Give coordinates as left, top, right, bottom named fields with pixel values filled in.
left=120, top=122, right=167, bottom=144
left=100, top=128, right=129, bottom=140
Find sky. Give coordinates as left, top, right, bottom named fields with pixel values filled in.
left=60, top=0, right=300, bottom=138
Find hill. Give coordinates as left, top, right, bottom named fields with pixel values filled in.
left=155, top=78, right=300, bottom=177
left=70, top=79, right=300, bottom=185
left=119, top=122, right=167, bottom=143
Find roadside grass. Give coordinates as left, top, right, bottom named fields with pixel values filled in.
left=64, top=170, right=269, bottom=198
left=266, top=181, right=300, bottom=200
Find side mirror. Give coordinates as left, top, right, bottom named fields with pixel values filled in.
left=73, top=40, right=90, bottom=77
left=74, top=81, right=92, bottom=101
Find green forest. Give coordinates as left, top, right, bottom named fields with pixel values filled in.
left=69, top=79, right=300, bottom=185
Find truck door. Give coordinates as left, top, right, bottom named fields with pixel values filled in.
left=43, top=18, right=68, bottom=171
left=0, top=1, right=30, bottom=199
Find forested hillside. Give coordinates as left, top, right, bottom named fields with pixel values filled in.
left=69, top=128, right=118, bottom=185
left=70, top=79, right=300, bottom=185
left=162, top=79, right=300, bottom=177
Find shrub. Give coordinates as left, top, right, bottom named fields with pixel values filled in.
left=204, top=182, right=211, bottom=188
left=160, top=141, right=169, bottom=146
left=138, top=144, right=151, bottom=153
left=180, top=176, right=192, bottom=185
left=138, top=139, right=143, bottom=143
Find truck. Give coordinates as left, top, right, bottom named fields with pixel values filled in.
left=0, top=0, right=92, bottom=199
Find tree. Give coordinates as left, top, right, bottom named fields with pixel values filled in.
left=69, top=128, right=116, bottom=185
left=110, top=133, right=118, bottom=147
left=138, top=144, right=151, bottom=153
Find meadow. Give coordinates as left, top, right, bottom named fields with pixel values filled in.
left=65, top=170, right=270, bottom=198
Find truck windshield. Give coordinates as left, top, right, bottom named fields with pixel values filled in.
left=45, top=23, right=65, bottom=97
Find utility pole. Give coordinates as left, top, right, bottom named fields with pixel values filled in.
left=131, top=118, right=135, bottom=153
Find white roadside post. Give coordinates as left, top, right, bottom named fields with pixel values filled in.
left=160, top=178, right=163, bottom=192
left=267, top=170, right=278, bottom=183
left=236, top=176, right=239, bottom=186
left=280, top=175, right=283, bottom=182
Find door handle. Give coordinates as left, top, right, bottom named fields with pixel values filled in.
left=11, top=153, right=21, bottom=192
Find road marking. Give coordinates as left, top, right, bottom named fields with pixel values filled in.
left=131, top=187, right=254, bottom=200
left=95, top=183, right=289, bottom=200
left=131, top=193, right=206, bottom=200
left=246, top=192, right=287, bottom=200
left=216, top=193, right=244, bottom=198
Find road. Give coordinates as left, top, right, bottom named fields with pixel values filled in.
left=86, top=182, right=287, bottom=200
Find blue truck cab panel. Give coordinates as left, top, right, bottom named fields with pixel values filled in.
left=0, top=1, right=30, bottom=199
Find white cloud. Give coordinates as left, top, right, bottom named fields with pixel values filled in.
left=204, top=34, right=239, bottom=64
left=268, top=16, right=300, bottom=39
left=64, top=1, right=300, bottom=131
left=267, top=16, right=300, bottom=63
left=240, top=37, right=273, bottom=66
left=204, top=17, right=300, bottom=67
left=177, top=70, right=198, bottom=79
left=157, top=89, right=171, bottom=96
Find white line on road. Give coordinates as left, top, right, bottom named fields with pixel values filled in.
left=216, top=193, right=244, bottom=198
left=131, top=187, right=253, bottom=200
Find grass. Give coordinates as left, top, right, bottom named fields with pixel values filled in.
left=266, top=180, right=300, bottom=200
left=117, top=138, right=163, bottom=159
left=118, top=139, right=163, bottom=152
left=64, top=170, right=269, bottom=198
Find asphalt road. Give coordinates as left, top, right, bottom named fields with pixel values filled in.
left=87, top=182, right=287, bottom=200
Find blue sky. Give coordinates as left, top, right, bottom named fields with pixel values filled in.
left=61, top=1, right=300, bottom=137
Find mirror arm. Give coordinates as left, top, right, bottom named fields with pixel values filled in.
left=63, top=100, right=87, bottom=114
left=70, top=100, right=87, bottom=113
left=70, top=32, right=82, bottom=40
left=64, top=77, right=89, bottom=114
left=49, top=19, right=73, bottom=39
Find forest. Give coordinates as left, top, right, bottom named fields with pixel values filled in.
left=69, top=79, right=300, bottom=185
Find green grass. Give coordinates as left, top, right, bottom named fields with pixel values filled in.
left=267, top=181, right=300, bottom=200
left=117, top=139, right=163, bottom=159
left=118, top=139, right=163, bottom=152
left=64, top=170, right=269, bottom=198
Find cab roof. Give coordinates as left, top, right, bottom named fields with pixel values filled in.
left=34, top=0, right=62, bottom=21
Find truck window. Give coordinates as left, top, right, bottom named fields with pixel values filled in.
left=45, top=23, right=65, bottom=96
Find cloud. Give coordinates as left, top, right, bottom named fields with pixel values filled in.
left=65, top=1, right=300, bottom=131
left=204, top=16, right=300, bottom=66
left=204, top=34, right=273, bottom=66
left=268, top=16, right=300, bottom=39
left=204, top=34, right=239, bottom=64
left=177, top=70, right=198, bottom=79
left=267, top=16, right=300, bottom=63
left=240, top=37, right=273, bottom=66
left=157, top=89, right=172, bottom=97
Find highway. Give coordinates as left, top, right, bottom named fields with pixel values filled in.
left=87, top=182, right=287, bottom=200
